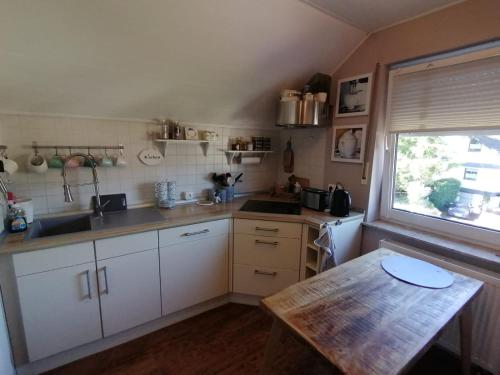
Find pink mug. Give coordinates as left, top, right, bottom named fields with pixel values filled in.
left=65, top=157, right=80, bottom=169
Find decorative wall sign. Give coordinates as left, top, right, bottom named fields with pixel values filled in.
left=184, top=127, right=199, bottom=140
left=331, top=124, right=367, bottom=163
left=138, top=148, right=163, bottom=166
left=335, top=73, right=372, bottom=117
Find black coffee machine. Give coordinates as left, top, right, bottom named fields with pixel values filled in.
left=330, top=184, right=351, bottom=217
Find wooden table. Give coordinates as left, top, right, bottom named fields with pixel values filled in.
left=260, top=248, right=483, bottom=375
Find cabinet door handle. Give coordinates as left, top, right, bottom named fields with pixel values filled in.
left=255, top=240, right=279, bottom=246
left=254, top=269, right=277, bottom=277
left=255, top=227, right=279, bottom=232
left=84, top=270, right=92, bottom=299
left=182, top=229, right=210, bottom=237
left=101, top=266, right=109, bottom=295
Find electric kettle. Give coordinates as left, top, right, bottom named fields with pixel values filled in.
left=330, top=184, right=351, bottom=217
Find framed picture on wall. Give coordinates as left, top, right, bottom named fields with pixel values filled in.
left=335, top=73, right=372, bottom=117
left=331, top=124, right=367, bottom=163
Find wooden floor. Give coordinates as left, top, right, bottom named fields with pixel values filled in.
left=45, top=303, right=490, bottom=375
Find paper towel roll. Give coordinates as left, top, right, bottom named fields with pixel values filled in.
left=241, top=157, right=261, bottom=165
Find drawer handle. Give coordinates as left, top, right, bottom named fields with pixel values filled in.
left=182, top=229, right=210, bottom=237
left=255, top=227, right=279, bottom=232
left=255, top=240, right=279, bottom=246
left=254, top=269, right=277, bottom=277
left=84, top=270, right=92, bottom=299
left=100, top=266, right=109, bottom=295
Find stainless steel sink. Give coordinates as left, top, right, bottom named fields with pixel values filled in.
left=27, top=214, right=93, bottom=239
left=26, top=207, right=165, bottom=239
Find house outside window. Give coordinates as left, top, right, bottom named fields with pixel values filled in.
left=468, top=137, right=482, bottom=152
left=463, top=168, right=478, bottom=181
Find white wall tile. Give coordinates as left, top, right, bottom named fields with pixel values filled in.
left=1, top=114, right=279, bottom=216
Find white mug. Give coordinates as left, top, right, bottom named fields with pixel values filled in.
left=0, top=157, right=18, bottom=175
left=27, top=152, right=48, bottom=174
left=114, top=149, right=128, bottom=167
left=182, top=191, right=194, bottom=200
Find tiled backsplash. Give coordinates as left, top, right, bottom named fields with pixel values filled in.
left=278, top=128, right=327, bottom=188
left=0, top=114, right=279, bottom=216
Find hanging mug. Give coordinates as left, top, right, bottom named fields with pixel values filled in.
left=27, top=152, right=48, bottom=174
left=48, top=148, right=65, bottom=169
left=0, top=154, right=18, bottom=175
left=113, top=148, right=128, bottom=167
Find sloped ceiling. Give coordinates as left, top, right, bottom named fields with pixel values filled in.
left=0, top=0, right=366, bottom=126
left=301, top=0, right=462, bottom=32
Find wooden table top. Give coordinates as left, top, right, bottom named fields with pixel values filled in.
left=261, top=248, right=484, bottom=375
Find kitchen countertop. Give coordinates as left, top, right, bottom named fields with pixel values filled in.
left=0, top=196, right=365, bottom=255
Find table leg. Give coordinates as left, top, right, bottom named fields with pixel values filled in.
left=459, top=304, right=472, bottom=375
left=261, top=318, right=287, bottom=375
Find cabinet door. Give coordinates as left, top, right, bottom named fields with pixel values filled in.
left=160, top=234, right=228, bottom=315
left=16, top=262, right=102, bottom=361
left=331, top=218, right=362, bottom=265
left=98, top=249, right=161, bottom=337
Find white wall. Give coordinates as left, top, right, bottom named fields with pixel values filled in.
left=0, top=0, right=366, bottom=126
left=0, top=113, right=279, bottom=216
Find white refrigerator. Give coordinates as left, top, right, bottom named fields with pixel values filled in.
left=0, top=288, right=15, bottom=375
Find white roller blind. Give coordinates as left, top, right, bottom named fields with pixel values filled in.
left=387, top=50, right=500, bottom=133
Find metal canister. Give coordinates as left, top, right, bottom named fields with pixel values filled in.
left=300, top=93, right=315, bottom=125
left=277, top=100, right=300, bottom=125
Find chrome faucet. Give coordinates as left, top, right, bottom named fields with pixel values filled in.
left=62, top=153, right=104, bottom=217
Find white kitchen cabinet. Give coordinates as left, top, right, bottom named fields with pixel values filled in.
left=159, top=220, right=229, bottom=315
left=0, top=289, right=15, bottom=375
left=16, top=262, right=102, bottom=361
left=233, top=234, right=301, bottom=270
left=234, top=219, right=301, bottom=239
left=233, top=219, right=302, bottom=297
left=97, top=248, right=161, bottom=337
left=95, top=231, right=161, bottom=337
left=232, top=264, right=299, bottom=296
left=302, top=212, right=364, bottom=280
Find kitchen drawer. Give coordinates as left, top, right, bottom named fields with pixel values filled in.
left=233, top=264, right=298, bottom=297
left=13, top=242, right=95, bottom=276
left=234, top=219, right=301, bottom=239
left=95, top=231, right=158, bottom=260
left=233, top=234, right=300, bottom=270
left=159, top=219, right=229, bottom=247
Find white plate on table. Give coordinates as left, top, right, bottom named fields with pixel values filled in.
left=381, top=255, right=454, bottom=289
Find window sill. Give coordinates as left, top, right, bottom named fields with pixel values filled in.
left=363, top=220, right=500, bottom=272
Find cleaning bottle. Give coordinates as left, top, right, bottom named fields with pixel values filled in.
left=7, top=206, right=27, bottom=233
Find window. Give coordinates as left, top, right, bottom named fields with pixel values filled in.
left=392, top=132, right=499, bottom=232
left=382, top=46, right=500, bottom=248
left=463, top=168, right=478, bottom=181
left=468, top=138, right=482, bottom=152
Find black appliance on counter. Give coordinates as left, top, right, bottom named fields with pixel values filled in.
left=239, top=200, right=301, bottom=215
left=330, top=186, right=351, bottom=217
left=92, top=193, right=127, bottom=214
left=300, top=188, right=329, bottom=211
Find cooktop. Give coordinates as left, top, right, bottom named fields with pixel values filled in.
left=239, top=200, right=301, bottom=215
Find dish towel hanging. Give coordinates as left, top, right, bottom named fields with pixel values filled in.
left=313, top=223, right=336, bottom=272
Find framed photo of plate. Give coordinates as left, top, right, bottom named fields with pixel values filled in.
left=331, top=124, right=367, bottom=163
left=335, top=73, right=372, bottom=117
left=184, top=127, right=199, bottom=140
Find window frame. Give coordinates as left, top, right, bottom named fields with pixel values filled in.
left=381, top=46, right=500, bottom=249
left=380, top=130, right=500, bottom=249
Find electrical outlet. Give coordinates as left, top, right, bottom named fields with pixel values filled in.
left=361, top=177, right=368, bottom=185
left=328, top=183, right=336, bottom=192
